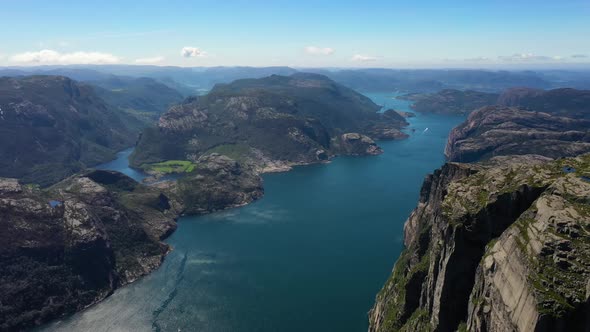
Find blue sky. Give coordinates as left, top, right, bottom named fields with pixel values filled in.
left=1, top=0, right=589, bottom=68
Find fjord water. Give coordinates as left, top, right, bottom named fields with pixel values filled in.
left=42, top=94, right=464, bottom=332
left=95, top=148, right=147, bottom=182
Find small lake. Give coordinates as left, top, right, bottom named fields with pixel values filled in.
left=41, top=93, right=464, bottom=332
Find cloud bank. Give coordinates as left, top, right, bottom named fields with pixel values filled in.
left=458, top=53, right=590, bottom=63
left=181, top=47, right=207, bottom=58
left=10, top=49, right=120, bottom=64
left=351, top=54, right=377, bottom=62
left=304, top=46, right=335, bottom=55
left=135, top=56, right=165, bottom=64
left=497, top=53, right=555, bottom=61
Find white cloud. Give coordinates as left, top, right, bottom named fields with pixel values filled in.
left=181, top=46, right=207, bottom=58
left=135, top=56, right=165, bottom=64
left=304, top=46, right=335, bottom=55
left=463, top=56, right=490, bottom=62
left=10, top=49, right=120, bottom=65
left=351, top=54, right=377, bottom=62
left=497, top=53, right=556, bottom=62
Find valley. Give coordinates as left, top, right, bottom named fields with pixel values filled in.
left=39, top=95, right=465, bottom=332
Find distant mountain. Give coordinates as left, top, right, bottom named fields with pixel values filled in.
left=23, top=65, right=299, bottom=91
left=90, top=76, right=184, bottom=119
left=7, top=65, right=590, bottom=93
left=399, top=87, right=590, bottom=118
left=0, top=76, right=143, bottom=185
left=399, top=89, right=500, bottom=115
left=445, top=106, right=590, bottom=162
left=311, top=69, right=553, bottom=92
left=130, top=73, right=408, bottom=170
left=0, top=67, right=188, bottom=119
left=498, top=87, right=590, bottom=119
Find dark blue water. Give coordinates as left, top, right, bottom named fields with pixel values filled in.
left=42, top=93, right=464, bottom=332
left=95, top=148, right=147, bottom=182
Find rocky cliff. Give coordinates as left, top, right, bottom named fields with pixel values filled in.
left=369, top=154, right=590, bottom=332
left=0, top=170, right=181, bottom=331
left=445, top=106, right=590, bottom=162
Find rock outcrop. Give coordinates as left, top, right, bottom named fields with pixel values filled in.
left=0, top=170, right=181, bottom=331
left=170, top=153, right=264, bottom=215
left=337, top=133, right=383, bottom=156
left=395, top=110, right=416, bottom=118
left=369, top=154, right=590, bottom=332
left=445, top=106, right=590, bottom=162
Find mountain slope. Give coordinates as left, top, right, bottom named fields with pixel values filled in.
left=130, top=73, right=408, bottom=171
left=498, top=87, right=590, bottom=119
left=0, top=76, right=143, bottom=186
left=90, top=76, right=184, bottom=118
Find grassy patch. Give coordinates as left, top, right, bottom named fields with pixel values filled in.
left=142, top=160, right=196, bottom=174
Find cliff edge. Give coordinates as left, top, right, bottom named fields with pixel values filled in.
left=369, top=154, right=590, bottom=332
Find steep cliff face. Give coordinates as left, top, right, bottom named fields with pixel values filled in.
left=369, top=162, right=476, bottom=332
left=370, top=154, right=590, bottom=332
left=0, top=170, right=180, bottom=331
left=467, top=170, right=590, bottom=332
